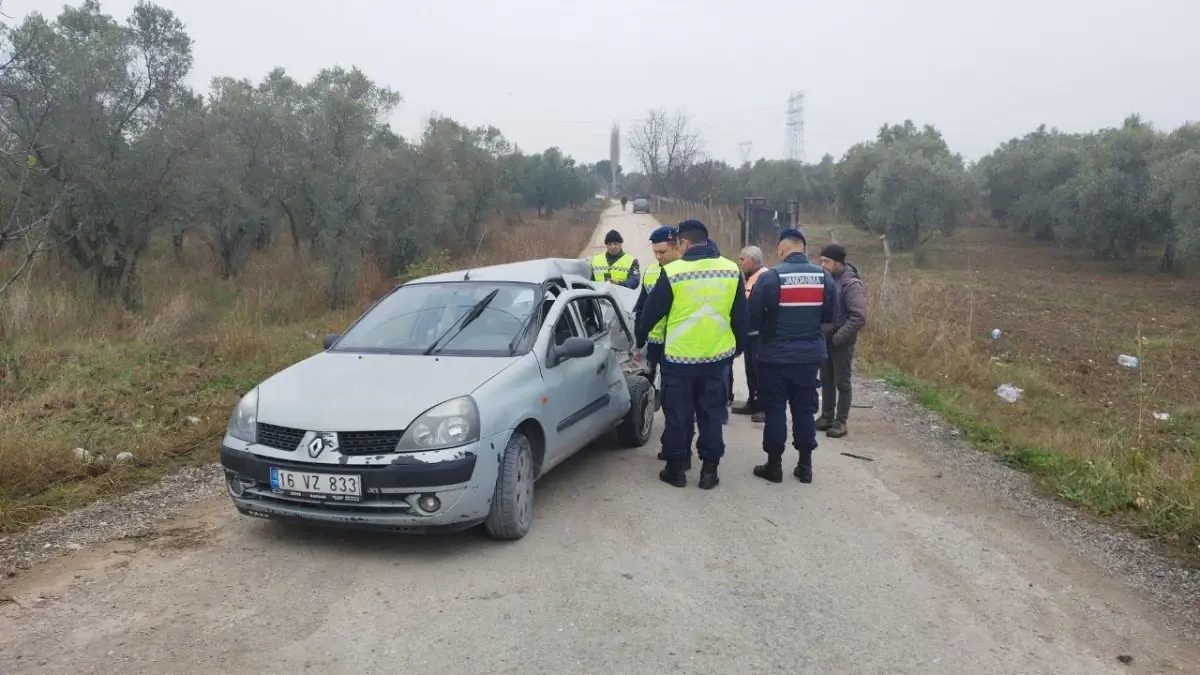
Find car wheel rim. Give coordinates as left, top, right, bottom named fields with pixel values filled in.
left=639, top=390, right=654, bottom=441
left=515, top=443, right=533, bottom=529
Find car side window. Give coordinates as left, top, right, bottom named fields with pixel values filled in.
left=591, top=296, right=633, bottom=350
left=552, top=303, right=580, bottom=347
left=573, top=298, right=604, bottom=338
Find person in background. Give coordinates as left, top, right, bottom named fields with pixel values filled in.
left=748, top=228, right=837, bottom=485
left=732, top=246, right=767, bottom=423
left=635, top=225, right=681, bottom=386
left=637, top=219, right=749, bottom=490
left=816, top=243, right=867, bottom=439
left=591, top=229, right=640, bottom=289
left=621, top=195, right=628, bottom=211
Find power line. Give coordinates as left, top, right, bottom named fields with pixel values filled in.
left=786, top=91, right=805, bottom=162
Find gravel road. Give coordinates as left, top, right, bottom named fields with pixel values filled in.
left=1, top=203, right=1198, bottom=674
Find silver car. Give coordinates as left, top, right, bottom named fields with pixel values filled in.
left=219, top=258, right=656, bottom=540
left=632, top=198, right=650, bottom=214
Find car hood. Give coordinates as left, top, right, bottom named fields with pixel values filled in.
left=255, top=352, right=519, bottom=431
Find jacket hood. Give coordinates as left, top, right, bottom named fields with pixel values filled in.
left=843, top=262, right=862, bottom=282
left=682, top=240, right=721, bottom=260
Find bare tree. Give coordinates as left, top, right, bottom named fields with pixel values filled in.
left=0, top=5, right=73, bottom=306
left=627, top=108, right=703, bottom=195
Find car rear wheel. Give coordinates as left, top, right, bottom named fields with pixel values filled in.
left=615, top=375, right=655, bottom=447
left=484, top=431, right=535, bottom=540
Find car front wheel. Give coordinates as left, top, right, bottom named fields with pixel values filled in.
left=484, top=431, right=535, bottom=540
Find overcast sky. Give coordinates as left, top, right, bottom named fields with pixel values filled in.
left=6, top=0, right=1200, bottom=167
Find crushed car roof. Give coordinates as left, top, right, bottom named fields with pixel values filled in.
left=407, top=258, right=595, bottom=285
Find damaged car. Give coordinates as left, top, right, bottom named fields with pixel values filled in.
left=220, top=258, right=656, bottom=540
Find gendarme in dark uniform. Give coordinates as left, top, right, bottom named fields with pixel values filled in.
left=746, top=228, right=838, bottom=484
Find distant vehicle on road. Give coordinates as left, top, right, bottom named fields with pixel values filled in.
left=631, top=198, right=650, bottom=214
left=220, top=259, right=656, bottom=540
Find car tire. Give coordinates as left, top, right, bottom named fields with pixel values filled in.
left=615, top=375, right=655, bottom=447
left=484, top=431, right=535, bottom=540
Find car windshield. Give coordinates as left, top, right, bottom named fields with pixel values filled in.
left=332, top=281, right=539, bottom=356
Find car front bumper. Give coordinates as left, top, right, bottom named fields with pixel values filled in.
left=219, top=431, right=511, bottom=533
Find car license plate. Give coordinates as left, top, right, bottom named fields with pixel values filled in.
left=270, top=468, right=362, bottom=501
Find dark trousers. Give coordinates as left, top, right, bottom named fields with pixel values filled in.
left=661, top=371, right=729, bottom=462
left=820, top=342, right=855, bottom=422
left=743, top=339, right=760, bottom=404
left=646, top=342, right=664, bottom=381
left=758, top=361, right=821, bottom=457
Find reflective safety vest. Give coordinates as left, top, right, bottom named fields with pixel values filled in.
left=662, top=257, right=740, bottom=364
left=744, top=267, right=765, bottom=299
left=591, top=252, right=636, bottom=283
left=642, top=264, right=667, bottom=344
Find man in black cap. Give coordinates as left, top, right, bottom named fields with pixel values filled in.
left=591, top=229, right=641, bottom=289
left=637, top=218, right=749, bottom=490
left=747, top=228, right=838, bottom=484
left=817, top=243, right=867, bottom=438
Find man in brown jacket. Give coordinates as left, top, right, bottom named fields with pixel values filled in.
left=817, top=243, right=867, bottom=438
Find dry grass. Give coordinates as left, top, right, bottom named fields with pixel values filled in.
left=0, top=201, right=602, bottom=532
left=657, top=201, right=1200, bottom=553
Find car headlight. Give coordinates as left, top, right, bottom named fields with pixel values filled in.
left=396, top=396, right=480, bottom=451
left=227, top=388, right=259, bottom=443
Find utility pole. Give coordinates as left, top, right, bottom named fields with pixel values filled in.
left=737, top=141, right=753, bottom=165
left=785, top=91, right=805, bottom=163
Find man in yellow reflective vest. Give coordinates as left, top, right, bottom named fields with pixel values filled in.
left=591, top=229, right=641, bottom=289
left=636, top=219, right=749, bottom=490
left=634, top=225, right=681, bottom=385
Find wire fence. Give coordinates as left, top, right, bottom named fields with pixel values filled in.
left=648, top=197, right=744, bottom=255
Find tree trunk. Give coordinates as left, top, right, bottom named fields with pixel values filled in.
left=1160, top=239, right=1176, bottom=273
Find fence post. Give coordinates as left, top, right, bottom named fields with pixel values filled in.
left=879, top=234, right=892, bottom=307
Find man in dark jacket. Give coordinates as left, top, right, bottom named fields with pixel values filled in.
left=747, top=228, right=837, bottom=484
left=817, top=243, right=867, bottom=438
left=637, top=219, right=750, bottom=490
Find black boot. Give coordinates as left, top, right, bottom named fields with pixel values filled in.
left=731, top=400, right=758, bottom=415
left=659, top=459, right=687, bottom=487
left=753, top=456, right=784, bottom=483
left=657, top=451, right=696, bottom=468
left=794, top=448, right=813, bottom=483
left=697, top=460, right=720, bottom=490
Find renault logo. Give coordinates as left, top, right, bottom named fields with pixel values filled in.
left=306, top=432, right=339, bottom=458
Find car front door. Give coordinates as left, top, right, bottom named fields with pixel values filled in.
left=536, top=291, right=614, bottom=469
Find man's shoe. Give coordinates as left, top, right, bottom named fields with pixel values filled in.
left=826, top=421, right=848, bottom=438
left=659, top=460, right=687, bottom=487
left=697, top=460, right=720, bottom=490
left=731, top=402, right=758, bottom=415
left=750, top=412, right=765, bottom=423
left=815, top=416, right=834, bottom=432
left=753, top=459, right=783, bottom=483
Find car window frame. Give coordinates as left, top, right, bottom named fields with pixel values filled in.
left=328, top=280, right=541, bottom=357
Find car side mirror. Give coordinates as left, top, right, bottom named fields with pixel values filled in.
left=323, top=333, right=341, bottom=350
left=552, top=336, right=595, bottom=365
